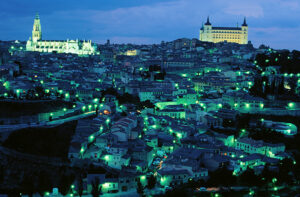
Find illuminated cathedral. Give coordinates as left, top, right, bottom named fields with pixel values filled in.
left=199, top=17, right=248, bottom=45
left=26, top=13, right=97, bottom=55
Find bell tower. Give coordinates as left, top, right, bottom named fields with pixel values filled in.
left=32, top=13, right=42, bottom=42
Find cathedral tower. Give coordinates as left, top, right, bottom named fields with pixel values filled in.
left=32, top=13, right=42, bottom=42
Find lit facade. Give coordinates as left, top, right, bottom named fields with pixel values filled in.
left=26, top=13, right=97, bottom=55
left=199, top=17, right=248, bottom=44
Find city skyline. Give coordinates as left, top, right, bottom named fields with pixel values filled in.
left=1, top=1, right=300, bottom=195
left=0, top=0, right=300, bottom=50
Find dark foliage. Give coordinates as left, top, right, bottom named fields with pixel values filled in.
left=255, top=50, right=300, bottom=73
left=206, top=166, right=237, bottom=186
left=3, top=121, right=77, bottom=158
left=136, top=179, right=144, bottom=194
left=147, top=174, right=156, bottom=189
left=239, top=168, right=263, bottom=186
left=91, top=177, right=101, bottom=197
left=0, top=100, right=73, bottom=118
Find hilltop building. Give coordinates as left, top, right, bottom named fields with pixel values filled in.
left=199, top=17, right=248, bottom=44
left=26, top=13, right=97, bottom=55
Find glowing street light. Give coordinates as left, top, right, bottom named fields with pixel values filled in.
left=176, top=133, right=182, bottom=139
left=89, top=135, right=94, bottom=142
left=288, top=102, right=295, bottom=109
left=103, top=183, right=110, bottom=188
left=104, top=155, right=110, bottom=161
left=140, top=175, right=146, bottom=180
left=80, top=147, right=85, bottom=154
left=260, top=103, right=264, bottom=109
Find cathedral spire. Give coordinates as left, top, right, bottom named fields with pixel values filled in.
left=205, top=16, right=211, bottom=25
left=32, top=13, right=42, bottom=42
left=242, top=17, right=247, bottom=26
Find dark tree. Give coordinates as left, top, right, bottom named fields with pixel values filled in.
left=206, top=166, right=236, bottom=186
left=77, top=174, right=84, bottom=197
left=239, top=168, right=262, bottom=186
left=20, top=174, right=35, bottom=197
left=278, top=158, right=294, bottom=184
left=0, top=165, right=4, bottom=184
left=37, top=171, right=51, bottom=195
left=59, top=173, right=75, bottom=195
left=278, top=79, right=285, bottom=95
left=120, top=111, right=127, bottom=116
left=136, top=179, right=144, bottom=194
left=34, top=86, right=45, bottom=99
left=147, top=174, right=156, bottom=189
left=91, top=177, right=101, bottom=197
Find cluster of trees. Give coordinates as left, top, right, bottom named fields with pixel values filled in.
left=255, top=49, right=300, bottom=73
left=140, top=65, right=166, bottom=81
left=1, top=162, right=78, bottom=196
left=136, top=174, right=157, bottom=195
left=249, top=76, right=287, bottom=98
left=164, top=159, right=299, bottom=196
left=0, top=100, right=73, bottom=118
left=3, top=121, right=77, bottom=158
left=100, top=87, right=155, bottom=110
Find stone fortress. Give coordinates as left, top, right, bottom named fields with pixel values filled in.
left=199, top=17, right=248, bottom=45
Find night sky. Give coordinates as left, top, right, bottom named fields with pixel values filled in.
left=0, top=0, right=299, bottom=50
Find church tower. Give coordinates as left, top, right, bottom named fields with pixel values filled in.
left=32, top=13, right=42, bottom=42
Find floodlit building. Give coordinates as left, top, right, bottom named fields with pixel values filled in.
left=235, top=137, right=285, bottom=158
left=26, top=13, right=97, bottom=55
left=262, top=120, right=297, bottom=136
left=199, top=17, right=248, bottom=44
